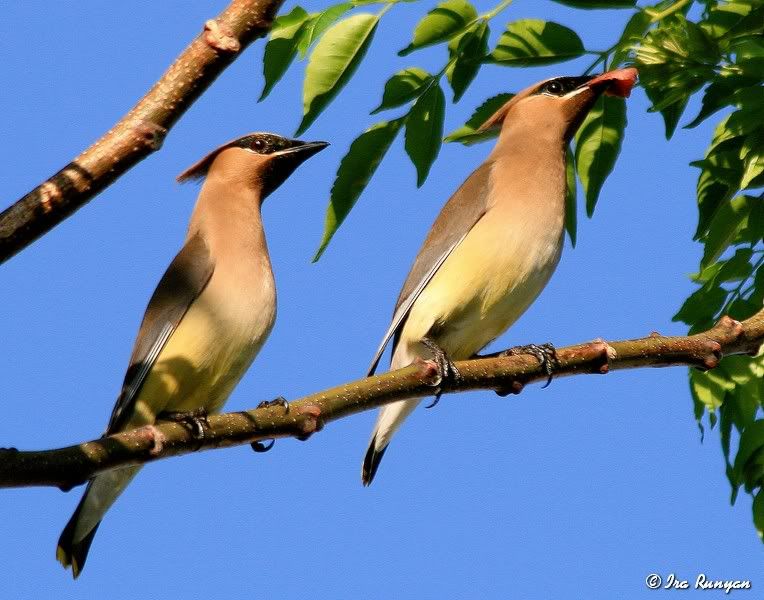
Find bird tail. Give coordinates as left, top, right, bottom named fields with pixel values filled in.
left=57, top=483, right=100, bottom=579
left=56, top=465, right=140, bottom=578
left=362, top=343, right=420, bottom=486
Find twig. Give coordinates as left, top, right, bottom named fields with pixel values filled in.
left=0, top=0, right=284, bottom=265
left=1, top=312, right=761, bottom=491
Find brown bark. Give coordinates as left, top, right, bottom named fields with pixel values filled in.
left=1, top=313, right=760, bottom=491
left=0, top=0, right=283, bottom=265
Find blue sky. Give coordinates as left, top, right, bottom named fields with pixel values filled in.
left=2, top=1, right=761, bottom=597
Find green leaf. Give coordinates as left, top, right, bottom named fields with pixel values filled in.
left=737, top=198, right=764, bottom=246
left=269, top=6, right=309, bottom=34
left=690, top=370, right=726, bottom=415
left=313, top=119, right=404, bottom=261
left=635, top=16, right=721, bottom=139
left=749, top=352, right=764, bottom=379
left=723, top=5, right=764, bottom=42
left=399, top=0, right=478, bottom=56
left=728, top=297, right=762, bottom=322
left=297, top=3, right=354, bottom=58
left=706, top=368, right=737, bottom=392
left=693, top=142, right=747, bottom=188
left=733, top=419, right=764, bottom=492
left=750, top=264, right=764, bottom=308
left=701, top=195, right=756, bottom=267
left=405, top=83, right=446, bottom=187
left=611, top=10, right=652, bottom=67
left=565, top=147, right=577, bottom=247
left=372, top=67, right=432, bottom=114
left=719, top=354, right=757, bottom=388
left=673, top=284, right=727, bottom=325
left=727, top=378, right=760, bottom=431
left=444, top=93, right=513, bottom=145
left=743, top=448, right=764, bottom=493
left=660, top=97, right=691, bottom=140
left=691, top=248, right=752, bottom=284
left=574, top=95, right=627, bottom=217
left=488, top=19, right=585, bottom=66
left=446, top=22, right=489, bottom=102
left=740, top=132, right=764, bottom=190
left=694, top=134, right=746, bottom=238
left=720, top=403, right=735, bottom=478
left=731, top=36, right=764, bottom=62
left=259, top=6, right=310, bottom=101
left=700, top=0, right=753, bottom=40
left=717, top=248, right=754, bottom=283
left=753, top=490, right=764, bottom=542
left=713, top=104, right=764, bottom=146
left=551, top=0, right=635, bottom=8
left=298, top=14, right=379, bottom=135
left=684, top=78, right=753, bottom=130
left=730, top=36, right=764, bottom=62
left=695, top=170, right=735, bottom=240
left=708, top=2, right=762, bottom=45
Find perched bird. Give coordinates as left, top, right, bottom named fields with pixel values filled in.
left=57, top=132, right=328, bottom=577
left=362, top=68, right=638, bottom=485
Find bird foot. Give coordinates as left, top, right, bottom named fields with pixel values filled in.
left=501, top=343, right=558, bottom=388
left=250, top=397, right=289, bottom=452
left=251, top=439, right=275, bottom=453
left=159, top=408, right=210, bottom=441
left=257, top=396, right=290, bottom=414
left=421, top=337, right=461, bottom=409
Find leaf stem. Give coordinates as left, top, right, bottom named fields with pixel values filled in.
left=582, top=42, right=620, bottom=76
left=419, top=0, right=515, bottom=98
left=481, top=0, right=513, bottom=21
left=645, top=0, right=693, bottom=23
left=377, top=2, right=393, bottom=17
left=441, top=0, right=514, bottom=47
left=430, top=0, right=514, bottom=86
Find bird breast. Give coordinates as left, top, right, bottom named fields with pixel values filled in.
left=143, top=257, right=276, bottom=416
left=402, top=162, right=566, bottom=359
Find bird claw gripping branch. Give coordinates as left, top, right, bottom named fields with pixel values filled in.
left=503, top=343, right=559, bottom=388
left=159, top=408, right=211, bottom=442
left=421, top=337, right=462, bottom=409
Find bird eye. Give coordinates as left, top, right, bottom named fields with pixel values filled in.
left=543, top=80, right=563, bottom=95
left=252, top=139, right=266, bottom=152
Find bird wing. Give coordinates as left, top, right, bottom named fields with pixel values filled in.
left=367, top=161, right=493, bottom=375
left=106, top=233, right=215, bottom=433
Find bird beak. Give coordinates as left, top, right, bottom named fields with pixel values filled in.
left=274, top=140, right=330, bottom=161
left=575, top=67, right=638, bottom=99
left=560, top=68, right=638, bottom=140
left=261, top=140, right=330, bottom=198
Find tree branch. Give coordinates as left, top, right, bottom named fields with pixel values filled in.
left=2, top=313, right=763, bottom=491
left=0, top=0, right=283, bottom=265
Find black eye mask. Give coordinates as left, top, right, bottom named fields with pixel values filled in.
left=536, top=76, right=595, bottom=97
left=235, top=134, right=292, bottom=155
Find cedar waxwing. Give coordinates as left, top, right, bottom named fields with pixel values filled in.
left=56, top=132, right=328, bottom=577
left=362, top=68, right=638, bottom=485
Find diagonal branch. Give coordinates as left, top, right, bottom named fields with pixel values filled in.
left=0, top=0, right=284, bottom=265
left=2, top=312, right=763, bottom=491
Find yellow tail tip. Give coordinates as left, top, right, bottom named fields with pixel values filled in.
left=56, top=545, right=81, bottom=579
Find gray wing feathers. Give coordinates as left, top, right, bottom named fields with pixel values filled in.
left=366, top=233, right=469, bottom=376
left=107, top=233, right=214, bottom=433
left=367, top=162, right=493, bottom=375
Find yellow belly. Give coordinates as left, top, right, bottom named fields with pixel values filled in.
left=122, top=277, right=275, bottom=430
left=400, top=207, right=563, bottom=359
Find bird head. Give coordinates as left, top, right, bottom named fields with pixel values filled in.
left=478, top=68, right=638, bottom=144
left=177, top=132, right=329, bottom=199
